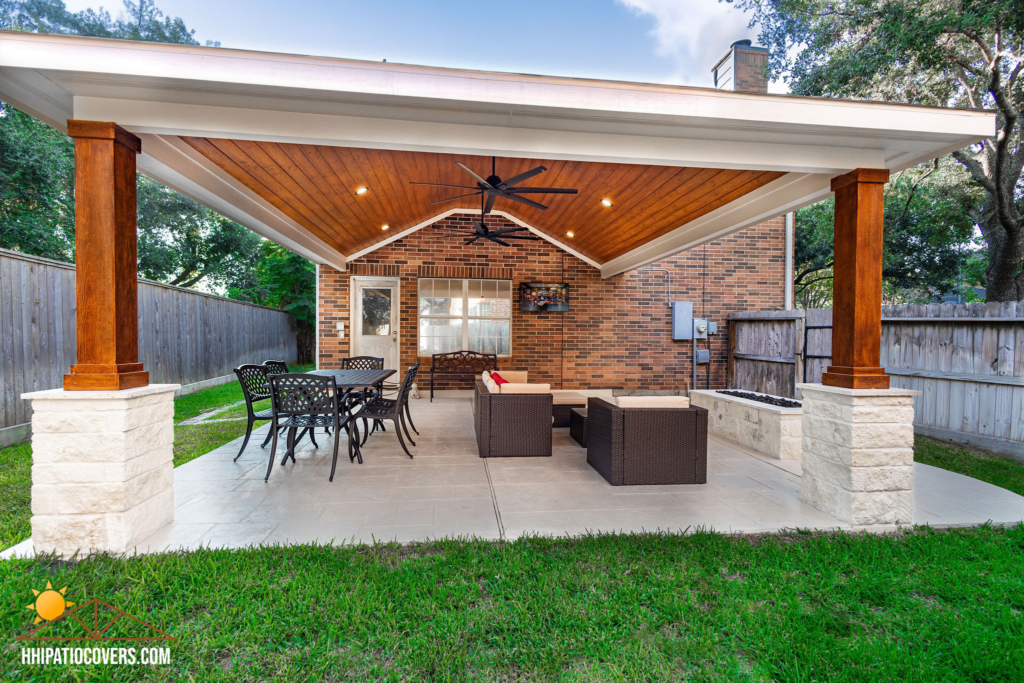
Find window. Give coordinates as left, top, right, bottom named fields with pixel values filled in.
left=418, top=278, right=512, bottom=356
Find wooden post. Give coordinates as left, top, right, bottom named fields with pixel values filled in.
left=63, top=121, right=149, bottom=391
left=822, top=168, right=890, bottom=390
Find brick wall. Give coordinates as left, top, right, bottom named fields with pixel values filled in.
left=318, top=213, right=786, bottom=392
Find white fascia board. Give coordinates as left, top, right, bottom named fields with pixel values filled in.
left=137, top=134, right=347, bottom=271
left=347, top=209, right=602, bottom=270
left=0, top=32, right=994, bottom=141
left=0, top=67, right=72, bottom=129
left=600, top=172, right=833, bottom=278
left=75, top=97, right=888, bottom=174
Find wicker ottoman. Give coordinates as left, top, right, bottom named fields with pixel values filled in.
left=569, top=408, right=587, bottom=447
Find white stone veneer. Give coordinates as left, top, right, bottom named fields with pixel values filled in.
left=690, top=389, right=802, bottom=460
left=797, top=383, right=919, bottom=528
left=23, top=384, right=178, bottom=557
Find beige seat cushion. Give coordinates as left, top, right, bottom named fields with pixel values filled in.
left=482, top=371, right=492, bottom=384
left=495, top=370, right=528, bottom=384
left=615, top=396, right=690, bottom=408
left=485, top=379, right=499, bottom=394
left=500, top=383, right=551, bottom=394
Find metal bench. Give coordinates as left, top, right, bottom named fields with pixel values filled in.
left=429, top=351, right=498, bottom=401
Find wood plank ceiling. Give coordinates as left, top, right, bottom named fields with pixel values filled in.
left=182, top=137, right=784, bottom=264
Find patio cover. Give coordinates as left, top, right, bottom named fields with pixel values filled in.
left=0, top=31, right=994, bottom=277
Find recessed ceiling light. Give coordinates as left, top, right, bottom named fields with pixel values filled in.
left=356, top=187, right=368, bottom=195
left=381, top=224, right=390, bottom=231
left=601, top=199, right=613, bottom=207
left=566, top=231, right=574, bottom=238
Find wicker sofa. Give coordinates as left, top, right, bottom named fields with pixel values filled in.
left=586, top=396, right=708, bottom=485
left=472, top=378, right=553, bottom=457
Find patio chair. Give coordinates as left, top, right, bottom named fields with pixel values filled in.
left=363, top=362, right=421, bottom=445
left=263, top=359, right=289, bottom=375
left=232, top=364, right=277, bottom=462
left=356, top=363, right=420, bottom=458
left=265, top=373, right=357, bottom=482
left=342, top=356, right=385, bottom=436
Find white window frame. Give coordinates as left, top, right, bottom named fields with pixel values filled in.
left=418, top=278, right=513, bottom=357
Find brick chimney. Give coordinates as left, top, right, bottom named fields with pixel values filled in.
left=711, top=39, right=769, bottom=93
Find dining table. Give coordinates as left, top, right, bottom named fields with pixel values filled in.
left=308, top=368, right=396, bottom=461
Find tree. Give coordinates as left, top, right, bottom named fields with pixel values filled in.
left=0, top=102, right=75, bottom=260
left=136, top=176, right=263, bottom=288
left=230, top=243, right=316, bottom=364
left=736, top=0, right=1024, bottom=301
left=2, top=0, right=198, bottom=44
left=793, top=159, right=980, bottom=306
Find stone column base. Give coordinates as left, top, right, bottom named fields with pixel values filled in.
left=22, top=384, right=179, bottom=557
left=796, top=383, right=920, bottom=527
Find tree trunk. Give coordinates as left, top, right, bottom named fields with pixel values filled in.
left=980, top=201, right=1024, bottom=302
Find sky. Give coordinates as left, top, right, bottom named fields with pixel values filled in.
left=62, top=0, right=785, bottom=91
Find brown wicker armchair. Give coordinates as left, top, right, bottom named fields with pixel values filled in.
left=472, top=380, right=552, bottom=457
left=585, top=397, right=708, bottom=485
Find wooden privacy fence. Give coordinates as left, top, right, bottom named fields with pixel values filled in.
left=0, top=248, right=297, bottom=435
left=727, top=303, right=1024, bottom=458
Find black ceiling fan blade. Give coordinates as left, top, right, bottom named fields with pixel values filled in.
left=465, top=236, right=481, bottom=245
left=474, top=221, right=490, bottom=234
left=486, top=236, right=512, bottom=247
left=455, top=162, right=491, bottom=187
left=429, top=192, right=482, bottom=205
left=409, top=182, right=480, bottom=190
left=485, top=189, right=548, bottom=211
left=507, top=188, right=579, bottom=194
left=501, top=166, right=547, bottom=187
left=490, top=234, right=540, bottom=240
left=488, top=227, right=531, bottom=235
left=482, top=193, right=496, bottom=215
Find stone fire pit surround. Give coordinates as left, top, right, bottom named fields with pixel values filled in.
left=689, top=389, right=802, bottom=460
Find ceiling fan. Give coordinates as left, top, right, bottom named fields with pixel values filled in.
left=410, top=157, right=579, bottom=216
left=430, top=193, right=542, bottom=247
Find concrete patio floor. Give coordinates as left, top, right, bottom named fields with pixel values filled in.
left=5, top=396, right=1024, bottom=560
left=128, top=396, right=1024, bottom=551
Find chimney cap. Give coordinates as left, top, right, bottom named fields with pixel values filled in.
left=731, top=39, right=753, bottom=48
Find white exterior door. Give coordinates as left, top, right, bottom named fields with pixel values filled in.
left=352, top=278, right=399, bottom=370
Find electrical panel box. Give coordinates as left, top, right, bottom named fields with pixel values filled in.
left=693, top=318, right=709, bottom=340
left=695, top=348, right=711, bottom=364
left=708, top=321, right=718, bottom=336
left=671, top=302, right=693, bottom=340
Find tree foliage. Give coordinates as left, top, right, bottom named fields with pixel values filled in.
left=1, top=0, right=198, bottom=44
left=230, top=243, right=317, bottom=363
left=736, top=0, right=1024, bottom=301
left=0, top=102, right=74, bottom=259
left=794, top=159, right=980, bottom=306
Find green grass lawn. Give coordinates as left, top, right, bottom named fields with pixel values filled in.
left=2, top=526, right=1023, bottom=680
left=0, top=443, right=31, bottom=551
left=915, top=436, right=1024, bottom=497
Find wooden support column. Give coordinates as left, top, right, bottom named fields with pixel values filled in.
left=63, top=121, right=149, bottom=391
left=822, top=168, right=890, bottom=390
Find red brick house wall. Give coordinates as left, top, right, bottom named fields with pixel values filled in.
left=318, top=213, right=786, bottom=391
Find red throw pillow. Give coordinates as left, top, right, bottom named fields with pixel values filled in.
left=490, top=372, right=509, bottom=386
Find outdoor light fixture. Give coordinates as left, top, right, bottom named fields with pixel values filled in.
left=566, top=231, right=574, bottom=238
left=381, top=224, right=390, bottom=231
left=601, top=199, right=613, bottom=207
left=355, top=187, right=368, bottom=195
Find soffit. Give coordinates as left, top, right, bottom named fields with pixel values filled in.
left=180, top=138, right=784, bottom=264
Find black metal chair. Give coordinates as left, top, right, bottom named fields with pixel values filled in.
left=367, top=362, right=420, bottom=444
left=357, top=363, right=420, bottom=458
left=263, top=359, right=289, bottom=375
left=265, top=373, right=358, bottom=482
left=232, top=364, right=275, bottom=461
